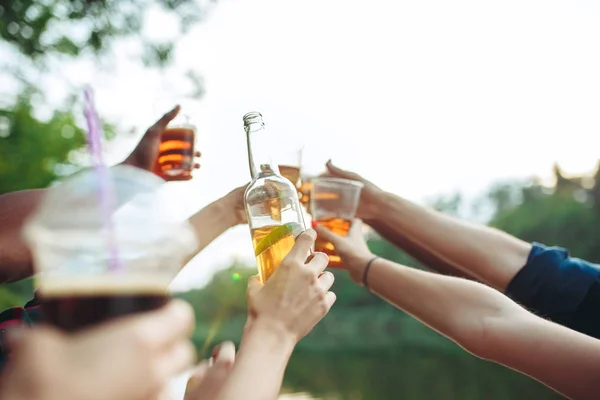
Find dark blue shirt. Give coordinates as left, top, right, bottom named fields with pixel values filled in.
left=506, top=242, right=600, bottom=339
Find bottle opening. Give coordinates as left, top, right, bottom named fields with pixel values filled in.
left=243, top=111, right=264, bottom=126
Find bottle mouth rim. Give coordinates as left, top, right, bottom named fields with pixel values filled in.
left=243, top=111, right=263, bottom=125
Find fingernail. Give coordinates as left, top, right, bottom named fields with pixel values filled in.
left=311, top=220, right=318, bottom=229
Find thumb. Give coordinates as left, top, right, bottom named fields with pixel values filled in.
left=325, top=160, right=364, bottom=182
left=185, top=360, right=210, bottom=397
left=348, top=218, right=364, bottom=237
left=314, top=224, right=342, bottom=247
left=145, top=105, right=181, bottom=139
left=246, top=275, right=262, bottom=298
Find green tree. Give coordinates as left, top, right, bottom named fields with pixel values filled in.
left=0, top=0, right=208, bottom=67
left=0, top=90, right=88, bottom=194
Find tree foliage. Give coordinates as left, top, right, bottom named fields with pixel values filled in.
left=0, top=0, right=210, bottom=67
left=0, top=90, right=89, bottom=194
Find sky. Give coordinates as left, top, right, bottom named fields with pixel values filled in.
left=6, top=0, right=600, bottom=290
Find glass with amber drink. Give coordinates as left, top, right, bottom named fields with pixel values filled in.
left=277, top=146, right=303, bottom=189
left=153, top=107, right=197, bottom=181
left=311, top=177, right=363, bottom=267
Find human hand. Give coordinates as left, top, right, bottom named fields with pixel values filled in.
left=245, top=229, right=336, bottom=343
left=184, top=341, right=236, bottom=400
left=0, top=300, right=195, bottom=400
left=221, top=184, right=249, bottom=226
left=122, top=105, right=201, bottom=180
left=315, top=219, right=375, bottom=284
left=324, top=160, right=385, bottom=223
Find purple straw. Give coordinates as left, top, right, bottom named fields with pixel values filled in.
left=83, top=88, right=122, bottom=272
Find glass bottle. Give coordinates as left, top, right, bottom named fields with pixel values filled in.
left=243, top=111, right=307, bottom=282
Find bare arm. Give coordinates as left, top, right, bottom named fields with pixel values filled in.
left=215, top=320, right=295, bottom=400
left=317, top=222, right=600, bottom=400
left=0, top=189, right=45, bottom=283
left=326, top=161, right=532, bottom=292
left=0, top=185, right=246, bottom=283
left=367, top=218, right=475, bottom=280
left=215, top=230, right=336, bottom=400
left=370, top=191, right=532, bottom=291
left=185, top=185, right=246, bottom=264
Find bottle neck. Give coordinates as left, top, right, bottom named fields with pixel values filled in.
left=245, top=121, right=280, bottom=179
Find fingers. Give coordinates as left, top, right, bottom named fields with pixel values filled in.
left=146, top=105, right=181, bottom=138
left=212, top=341, right=235, bottom=369
left=185, top=360, right=210, bottom=396
left=185, top=342, right=235, bottom=400
left=316, top=271, right=335, bottom=293
left=113, top=300, right=194, bottom=350
left=325, top=159, right=363, bottom=182
left=306, top=251, right=329, bottom=274
left=246, top=275, right=262, bottom=298
left=348, top=218, right=363, bottom=236
left=286, top=229, right=317, bottom=261
left=157, top=339, right=196, bottom=378
left=314, top=224, right=340, bottom=245
left=325, top=291, right=337, bottom=310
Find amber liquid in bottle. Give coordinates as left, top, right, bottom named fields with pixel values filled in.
left=243, top=112, right=306, bottom=282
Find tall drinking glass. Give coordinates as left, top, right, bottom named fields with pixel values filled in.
left=311, top=177, right=363, bottom=267
left=276, top=145, right=304, bottom=189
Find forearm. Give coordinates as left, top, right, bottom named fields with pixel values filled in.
left=482, top=312, right=600, bottom=400
left=0, top=189, right=45, bottom=283
left=365, top=257, right=520, bottom=348
left=367, top=218, right=475, bottom=280
left=185, top=198, right=237, bottom=264
left=369, top=192, right=532, bottom=291
left=216, top=319, right=295, bottom=400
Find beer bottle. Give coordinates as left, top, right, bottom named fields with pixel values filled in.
left=243, top=112, right=307, bottom=282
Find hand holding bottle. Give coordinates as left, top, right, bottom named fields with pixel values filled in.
left=246, top=229, right=336, bottom=343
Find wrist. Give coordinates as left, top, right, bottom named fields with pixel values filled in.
left=244, top=316, right=296, bottom=354
left=347, top=253, right=377, bottom=284
left=364, top=190, right=392, bottom=224
left=215, top=195, right=238, bottom=229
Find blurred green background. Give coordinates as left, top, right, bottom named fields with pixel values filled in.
left=2, top=92, right=590, bottom=398
left=3, top=1, right=595, bottom=398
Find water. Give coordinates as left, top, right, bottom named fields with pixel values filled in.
left=168, top=348, right=563, bottom=400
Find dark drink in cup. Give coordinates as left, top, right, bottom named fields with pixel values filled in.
left=40, top=277, right=168, bottom=332
left=24, top=166, right=198, bottom=333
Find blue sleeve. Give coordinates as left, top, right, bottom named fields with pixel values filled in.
left=506, top=242, right=600, bottom=337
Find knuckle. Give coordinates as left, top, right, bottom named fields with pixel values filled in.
left=316, top=289, right=327, bottom=302
left=299, top=230, right=317, bottom=244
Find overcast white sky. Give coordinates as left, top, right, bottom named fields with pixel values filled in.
left=5, top=0, right=600, bottom=290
